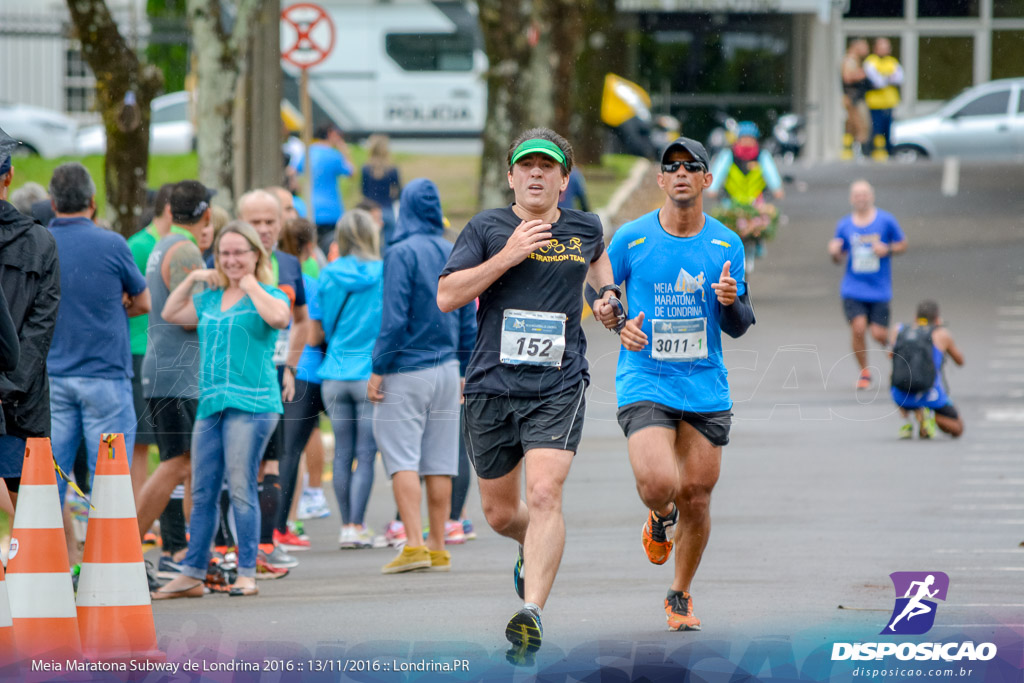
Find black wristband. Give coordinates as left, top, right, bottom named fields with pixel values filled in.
left=284, top=364, right=298, bottom=375
left=598, top=284, right=622, bottom=299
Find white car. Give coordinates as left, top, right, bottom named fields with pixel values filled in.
left=0, top=103, right=79, bottom=158
left=891, top=78, right=1024, bottom=162
left=75, top=91, right=195, bottom=156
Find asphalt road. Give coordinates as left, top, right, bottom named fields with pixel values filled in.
left=141, top=160, right=1024, bottom=680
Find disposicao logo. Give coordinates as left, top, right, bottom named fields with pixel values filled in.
left=883, top=571, right=948, bottom=635
left=831, top=571, right=998, bottom=662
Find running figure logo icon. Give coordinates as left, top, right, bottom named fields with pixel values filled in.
left=883, top=571, right=949, bottom=635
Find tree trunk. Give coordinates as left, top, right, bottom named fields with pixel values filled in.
left=476, top=0, right=617, bottom=208
left=572, top=0, right=621, bottom=166
left=240, top=0, right=283, bottom=196
left=187, top=0, right=261, bottom=211
left=547, top=0, right=582, bottom=139
left=476, top=0, right=554, bottom=211
left=66, top=0, right=163, bottom=237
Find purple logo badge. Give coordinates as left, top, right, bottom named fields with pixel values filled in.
left=883, top=571, right=950, bottom=635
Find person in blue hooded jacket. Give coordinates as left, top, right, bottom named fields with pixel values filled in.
left=368, top=178, right=477, bottom=575
left=314, top=209, right=384, bottom=550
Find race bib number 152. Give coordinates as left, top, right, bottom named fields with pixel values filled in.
left=500, top=309, right=567, bottom=367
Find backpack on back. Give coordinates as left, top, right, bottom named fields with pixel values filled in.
left=891, top=324, right=936, bottom=394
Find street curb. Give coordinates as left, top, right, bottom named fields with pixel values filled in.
left=596, top=158, right=651, bottom=242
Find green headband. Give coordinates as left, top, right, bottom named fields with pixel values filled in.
left=510, top=139, right=567, bottom=167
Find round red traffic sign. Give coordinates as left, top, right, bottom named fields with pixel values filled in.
left=281, top=3, right=335, bottom=69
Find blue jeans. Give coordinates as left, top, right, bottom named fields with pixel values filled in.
left=870, top=108, right=894, bottom=153
left=49, top=375, right=136, bottom=504
left=322, top=379, right=376, bottom=526
left=182, top=409, right=279, bottom=579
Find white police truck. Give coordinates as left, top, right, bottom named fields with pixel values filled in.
left=281, top=0, right=487, bottom=139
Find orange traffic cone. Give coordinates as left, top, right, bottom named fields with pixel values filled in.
left=7, top=437, right=82, bottom=659
left=0, top=561, right=15, bottom=664
left=76, top=433, right=163, bottom=661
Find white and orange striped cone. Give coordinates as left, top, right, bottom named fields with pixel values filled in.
left=76, top=433, right=163, bottom=662
left=0, top=560, right=15, bottom=664
left=7, top=437, right=82, bottom=659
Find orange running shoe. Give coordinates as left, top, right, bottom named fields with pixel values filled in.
left=665, top=590, right=702, bottom=631
left=642, top=505, right=678, bottom=565
left=856, top=368, right=872, bottom=390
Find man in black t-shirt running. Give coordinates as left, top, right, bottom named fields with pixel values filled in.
left=439, top=128, right=619, bottom=661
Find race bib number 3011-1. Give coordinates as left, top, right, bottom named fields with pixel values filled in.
left=651, top=318, right=708, bottom=362
left=500, top=309, right=567, bottom=367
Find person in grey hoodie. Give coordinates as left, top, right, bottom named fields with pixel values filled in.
left=368, top=178, right=477, bottom=575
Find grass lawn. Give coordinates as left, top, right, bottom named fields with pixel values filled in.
left=11, top=149, right=637, bottom=233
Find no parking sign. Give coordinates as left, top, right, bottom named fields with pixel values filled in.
left=281, top=3, right=335, bottom=70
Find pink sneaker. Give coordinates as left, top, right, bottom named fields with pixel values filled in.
left=384, top=520, right=406, bottom=547
left=444, top=519, right=466, bottom=545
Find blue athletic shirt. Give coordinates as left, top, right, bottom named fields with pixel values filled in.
left=270, top=249, right=306, bottom=367
left=297, top=144, right=353, bottom=226
left=833, top=209, right=904, bottom=303
left=47, top=217, right=148, bottom=379
left=607, top=210, right=746, bottom=413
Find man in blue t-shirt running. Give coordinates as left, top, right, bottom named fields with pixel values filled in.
left=828, top=180, right=907, bottom=390
left=599, top=137, right=754, bottom=632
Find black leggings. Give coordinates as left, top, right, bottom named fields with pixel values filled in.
left=276, top=379, right=325, bottom=532
left=450, top=412, right=471, bottom=520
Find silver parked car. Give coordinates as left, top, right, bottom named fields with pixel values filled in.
left=75, top=91, right=195, bottom=156
left=891, top=78, right=1024, bottom=162
left=0, top=102, right=79, bottom=158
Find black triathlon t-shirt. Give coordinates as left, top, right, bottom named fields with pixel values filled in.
left=441, top=205, right=605, bottom=398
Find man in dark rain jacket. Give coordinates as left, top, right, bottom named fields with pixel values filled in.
left=0, top=126, right=61, bottom=506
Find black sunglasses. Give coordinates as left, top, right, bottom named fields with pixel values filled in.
left=661, top=160, right=706, bottom=173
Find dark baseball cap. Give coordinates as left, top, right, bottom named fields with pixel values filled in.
left=169, top=180, right=215, bottom=224
left=661, top=137, right=710, bottom=169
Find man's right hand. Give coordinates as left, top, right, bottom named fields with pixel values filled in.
left=499, top=219, right=552, bottom=268
left=828, top=238, right=845, bottom=261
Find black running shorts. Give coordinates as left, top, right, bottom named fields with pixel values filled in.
left=617, top=401, right=732, bottom=447
left=132, top=355, right=156, bottom=445
left=842, top=298, right=890, bottom=327
left=148, top=397, right=198, bottom=461
left=463, top=381, right=587, bottom=480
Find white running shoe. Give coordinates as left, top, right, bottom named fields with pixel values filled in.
left=339, top=526, right=359, bottom=549
left=307, top=488, right=331, bottom=519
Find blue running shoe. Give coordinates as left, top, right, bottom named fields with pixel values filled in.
left=513, top=545, right=524, bottom=600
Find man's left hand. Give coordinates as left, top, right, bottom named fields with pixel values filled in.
left=711, top=260, right=737, bottom=306
left=593, top=295, right=620, bottom=329
left=872, top=241, right=890, bottom=257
